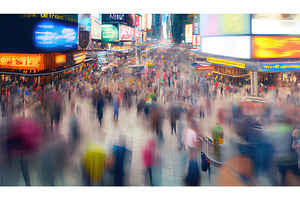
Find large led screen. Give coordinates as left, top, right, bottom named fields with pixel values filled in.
left=91, top=16, right=101, bottom=40
left=185, top=24, right=193, bottom=43
left=0, top=14, right=78, bottom=53
left=202, top=36, right=251, bottom=59
left=200, top=14, right=250, bottom=36
left=252, top=14, right=300, bottom=35
left=102, top=24, right=119, bottom=43
left=252, top=36, right=300, bottom=59
left=119, top=25, right=134, bottom=41
left=34, top=20, right=78, bottom=52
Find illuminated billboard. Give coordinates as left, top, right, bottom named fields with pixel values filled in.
left=252, top=36, right=300, bottom=59
left=33, top=20, right=78, bottom=52
left=90, top=16, right=101, bottom=40
left=119, top=25, right=134, bottom=41
left=102, top=24, right=119, bottom=43
left=147, top=14, right=152, bottom=30
left=192, top=35, right=200, bottom=46
left=202, top=36, right=251, bottom=59
left=261, top=62, right=300, bottom=71
left=0, top=14, right=78, bottom=53
left=252, top=14, right=300, bottom=35
left=185, top=24, right=193, bottom=43
left=200, top=14, right=250, bottom=36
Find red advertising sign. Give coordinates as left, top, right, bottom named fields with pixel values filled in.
left=196, top=66, right=214, bottom=71
left=193, top=35, right=201, bottom=46
left=135, top=14, right=140, bottom=27
left=119, top=25, right=134, bottom=41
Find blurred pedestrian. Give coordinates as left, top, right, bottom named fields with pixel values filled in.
left=142, top=139, right=156, bottom=186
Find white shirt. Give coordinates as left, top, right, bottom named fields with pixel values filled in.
left=184, top=128, right=197, bottom=148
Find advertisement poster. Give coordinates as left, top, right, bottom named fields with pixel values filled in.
left=185, top=24, right=193, bottom=43
left=119, top=25, right=134, bottom=41
left=91, top=16, right=101, bottom=40
left=253, top=36, right=300, bottom=59
left=34, top=20, right=78, bottom=51
left=200, top=14, right=250, bottom=36
left=102, top=24, right=119, bottom=42
left=192, top=35, right=200, bottom=46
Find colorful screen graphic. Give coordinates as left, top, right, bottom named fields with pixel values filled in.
left=200, top=14, right=250, bottom=36
left=185, top=24, right=193, bottom=43
left=102, top=24, right=119, bottom=43
left=119, top=25, right=134, bottom=41
left=78, top=14, right=91, bottom=31
left=252, top=36, right=300, bottom=59
left=33, top=20, right=78, bottom=51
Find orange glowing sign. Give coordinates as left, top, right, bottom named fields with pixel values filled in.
left=253, top=36, right=300, bottom=59
left=0, top=53, right=43, bottom=70
left=55, top=55, right=66, bottom=64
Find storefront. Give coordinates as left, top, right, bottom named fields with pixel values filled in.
left=259, top=62, right=300, bottom=87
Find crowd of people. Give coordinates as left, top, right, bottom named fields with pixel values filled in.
left=1, top=45, right=300, bottom=186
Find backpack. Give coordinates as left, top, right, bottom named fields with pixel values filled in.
left=201, top=152, right=210, bottom=172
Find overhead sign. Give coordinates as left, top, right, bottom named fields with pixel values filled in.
left=197, top=66, right=214, bottom=71
left=0, top=53, right=42, bottom=69
left=261, top=62, right=300, bottom=71
left=55, top=55, right=66, bottom=64
left=109, top=14, right=125, bottom=21
left=142, top=14, right=147, bottom=31
left=207, top=57, right=245, bottom=69
left=102, top=24, right=119, bottom=43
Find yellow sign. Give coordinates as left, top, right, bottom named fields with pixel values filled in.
left=0, top=53, right=42, bottom=69
left=207, top=57, right=245, bottom=69
left=74, top=52, right=86, bottom=64
left=55, top=55, right=66, bottom=64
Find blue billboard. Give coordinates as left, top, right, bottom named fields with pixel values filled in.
left=261, top=62, right=300, bottom=71
left=33, top=20, right=78, bottom=52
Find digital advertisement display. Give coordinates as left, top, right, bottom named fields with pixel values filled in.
left=90, top=16, right=101, bottom=40
left=192, top=35, right=200, bottom=46
left=185, top=24, right=193, bottom=43
left=119, top=25, right=134, bottom=41
left=102, top=24, right=119, bottom=43
left=200, top=14, right=250, bottom=36
left=33, top=20, right=78, bottom=52
left=202, top=36, right=250, bottom=59
left=0, top=14, right=79, bottom=53
left=135, top=14, right=142, bottom=27
left=194, top=23, right=199, bottom=35
left=252, top=36, right=300, bottom=59
left=0, top=53, right=43, bottom=69
left=252, top=14, right=300, bottom=35
left=261, top=62, right=300, bottom=71
left=78, top=14, right=91, bottom=31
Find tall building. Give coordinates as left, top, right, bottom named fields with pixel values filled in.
left=151, top=14, right=163, bottom=40
left=171, top=14, right=188, bottom=44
